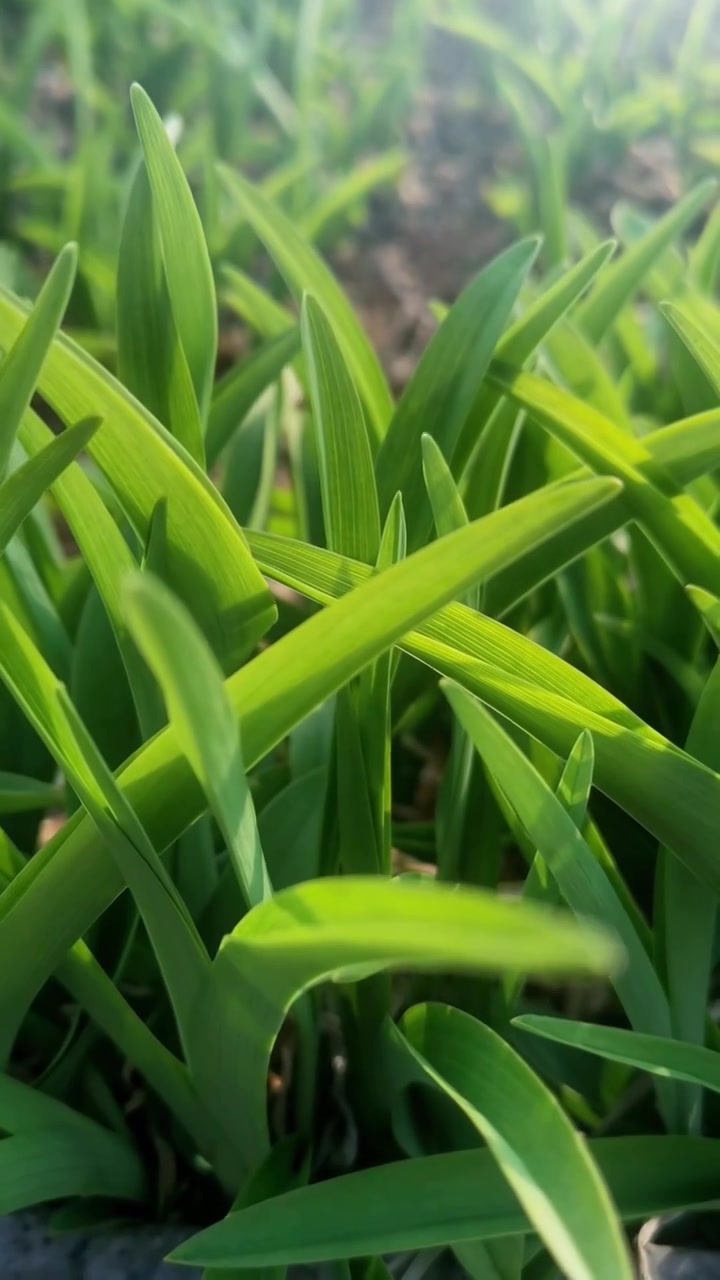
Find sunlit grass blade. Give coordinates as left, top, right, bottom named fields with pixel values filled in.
left=218, top=165, right=393, bottom=441
left=124, top=573, right=271, bottom=909
left=301, top=293, right=380, bottom=562
left=131, top=84, right=217, bottom=425
left=400, top=1003, right=633, bottom=1280
left=0, top=293, right=276, bottom=668
left=376, top=239, right=539, bottom=548
left=0, top=243, right=77, bottom=480
left=0, top=477, right=622, bottom=1022
left=663, top=300, right=720, bottom=398
left=0, top=417, right=99, bottom=552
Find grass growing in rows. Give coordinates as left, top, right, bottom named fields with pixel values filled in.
left=2, top=66, right=720, bottom=1280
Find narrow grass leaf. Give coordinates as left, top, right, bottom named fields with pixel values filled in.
left=0, top=417, right=99, bottom=551
left=131, top=84, right=217, bottom=424
left=207, top=328, right=300, bottom=466
left=301, top=293, right=380, bottom=562
left=219, top=165, right=392, bottom=441
left=124, top=573, right=271, bottom=909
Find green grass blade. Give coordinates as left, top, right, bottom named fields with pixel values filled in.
left=206, top=329, right=300, bottom=467
left=117, top=161, right=204, bottom=464
left=167, top=1135, right=720, bottom=1266
left=0, top=478, right=621, bottom=1022
left=244, top=533, right=720, bottom=896
left=576, top=180, right=716, bottom=342
left=0, top=417, right=99, bottom=552
left=0, top=243, right=77, bottom=480
left=188, top=876, right=620, bottom=1174
left=125, top=573, right=271, bottom=909
left=218, top=165, right=392, bottom=441
left=301, top=293, right=380, bottom=562
left=401, top=1003, right=633, bottom=1280
left=663, top=300, right=720, bottom=398
left=376, top=239, right=539, bottom=549
left=0, top=294, right=276, bottom=668
left=443, top=685, right=671, bottom=1049
left=131, top=84, right=217, bottom=425
left=0, top=1129, right=145, bottom=1213
left=516, top=1016, right=720, bottom=1096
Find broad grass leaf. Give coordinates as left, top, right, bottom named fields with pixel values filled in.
left=0, top=243, right=76, bottom=479
left=663, top=300, right=720, bottom=398
left=131, top=84, right=217, bottom=425
left=0, top=294, right=276, bottom=668
left=376, top=239, right=539, bottom=549
left=124, top=573, right=271, bottom=909
left=576, top=179, right=716, bottom=342
left=188, top=877, right=620, bottom=1175
left=301, top=293, right=380, bottom=563
left=167, top=1135, right=720, bottom=1267
left=0, top=479, right=619, bottom=1018
left=400, top=1003, right=633, bottom=1280
left=516, top=1016, right=720, bottom=1098
left=218, top=165, right=392, bottom=441
left=0, top=1129, right=145, bottom=1213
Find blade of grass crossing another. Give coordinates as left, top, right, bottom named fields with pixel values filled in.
left=0, top=477, right=623, bottom=1021
left=0, top=417, right=100, bottom=552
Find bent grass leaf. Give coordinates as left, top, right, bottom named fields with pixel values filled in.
left=0, top=477, right=621, bottom=1036
left=0, top=290, right=276, bottom=668
left=206, top=328, right=301, bottom=466
left=515, top=1016, right=720, bottom=1097
left=400, top=1003, right=633, bottom=1280
left=0, top=417, right=100, bottom=552
left=124, top=573, right=271, bottom=910
left=188, top=877, right=620, bottom=1176
left=131, top=84, right=217, bottom=425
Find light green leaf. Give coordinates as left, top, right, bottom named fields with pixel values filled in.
left=206, top=328, right=300, bottom=466
left=301, top=292, right=380, bottom=562
left=576, top=180, right=716, bottom=342
left=401, top=1004, right=633, bottom=1280
left=131, top=84, right=217, bottom=425
left=124, top=573, right=271, bottom=909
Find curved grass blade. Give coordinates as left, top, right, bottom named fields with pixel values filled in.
left=189, top=876, right=620, bottom=1174
left=0, top=417, right=99, bottom=552
left=0, top=477, right=622, bottom=1042
left=301, top=293, right=380, bottom=562
left=400, top=1003, right=633, bottom=1280
left=206, top=328, right=300, bottom=466
left=0, top=294, right=276, bottom=668
left=442, top=684, right=672, bottom=1057
left=376, top=239, right=539, bottom=549
left=0, top=1128, right=145, bottom=1213
left=576, top=180, right=716, bottom=342
left=167, top=1135, right=720, bottom=1267
left=218, top=165, right=392, bottom=441
left=663, top=300, right=720, bottom=398
left=516, top=1016, right=720, bottom=1097
left=0, top=243, right=77, bottom=480
left=124, top=572, right=271, bottom=909
left=131, top=84, right=217, bottom=425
